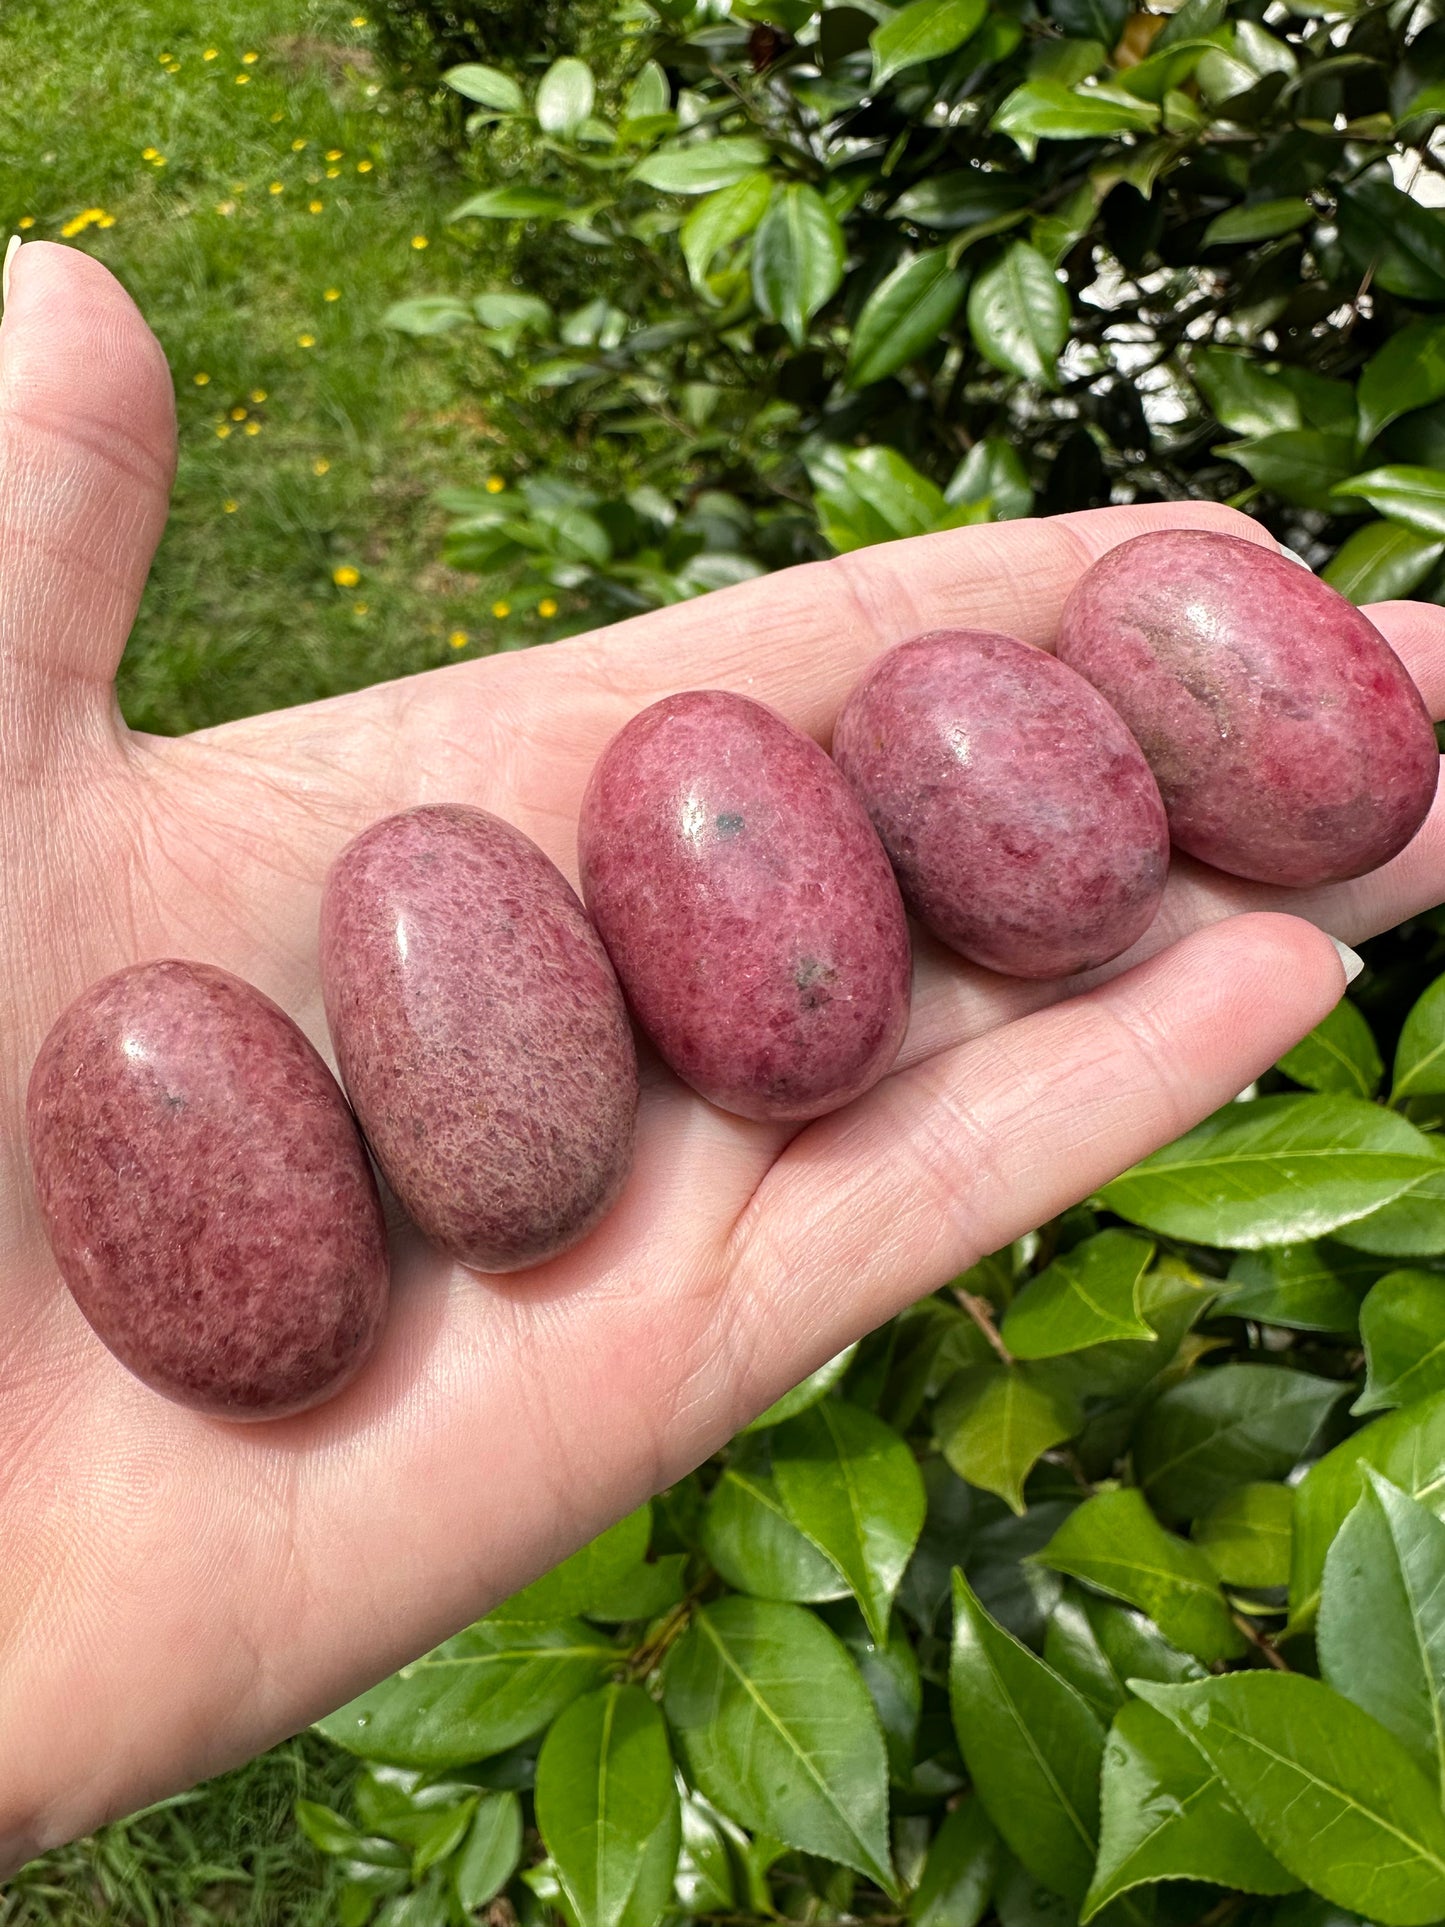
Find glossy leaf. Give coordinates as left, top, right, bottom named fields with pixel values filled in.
left=1323, top=521, right=1445, bottom=605
left=536, top=58, right=596, bottom=139
left=993, top=80, right=1159, bottom=156
left=1276, top=1000, right=1382, bottom=1100
left=1043, top=1590, right=1203, bottom=1723
left=1227, top=431, right=1359, bottom=514
left=1036, top=1487, right=1245, bottom=1662
left=847, top=249, right=967, bottom=389
left=536, top=1685, right=680, bottom=1927
left=1191, top=348, right=1300, bottom=438
left=1202, top=196, right=1311, bottom=246
left=1339, top=178, right=1445, bottom=303
left=752, top=184, right=845, bottom=348
left=1357, top=1270, right=1445, bottom=1414
left=1001, top=1231, right=1156, bottom=1359
left=891, top=172, right=1032, bottom=232
left=1135, top=1674, right=1445, bottom=1925
left=1097, top=1094, right=1440, bottom=1249
left=679, top=172, right=773, bottom=292
left=949, top=1572, right=1103, bottom=1902
left=936, top=1361, right=1081, bottom=1513
left=871, top=0, right=988, bottom=86
left=1319, top=1473, right=1445, bottom=1796
left=808, top=444, right=947, bottom=552
left=383, top=296, right=475, bottom=337
left=452, top=186, right=575, bottom=222
left=1193, top=1482, right=1293, bottom=1589
left=316, top=1617, right=617, bottom=1768
left=1133, top=1363, right=1341, bottom=1522
left=744, top=1346, right=858, bottom=1433
left=664, top=1597, right=896, bottom=1892
left=944, top=437, right=1034, bottom=520
left=1335, top=465, right=1445, bottom=537
left=443, top=63, right=525, bottom=112
left=772, top=1401, right=927, bottom=1641
left=1394, top=973, right=1445, bottom=1100
left=1330, top=1156, right=1445, bottom=1258
left=1219, top=1241, right=1377, bottom=1333
left=453, top=1792, right=523, bottom=1910
left=674, top=1793, right=738, bottom=1914
left=1291, top=1388, right=1445, bottom=1626
left=501, top=1506, right=652, bottom=1621
left=967, top=243, right=1070, bottom=386
left=1084, top=1699, right=1297, bottom=1919
left=633, top=138, right=772, bottom=195
left=1359, top=320, right=1445, bottom=445
left=910, top=1798, right=999, bottom=1927
left=703, top=1459, right=849, bottom=1605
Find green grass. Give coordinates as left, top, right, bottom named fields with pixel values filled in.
left=0, top=0, right=537, bottom=734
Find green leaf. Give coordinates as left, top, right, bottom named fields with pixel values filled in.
left=1320, top=1473, right=1445, bottom=1797
left=890, top=173, right=1032, bottom=233
left=1044, top=1590, right=1203, bottom=1724
left=1323, top=521, right=1445, bottom=606
left=744, top=1344, right=858, bottom=1432
left=967, top=242, right=1070, bottom=386
left=871, top=0, right=988, bottom=85
left=664, top=1597, right=896, bottom=1892
left=316, top=1617, right=617, bottom=1768
left=1331, top=1160, right=1445, bottom=1257
left=382, top=296, right=474, bottom=337
left=679, top=172, right=773, bottom=291
left=1277, top=1001, right=1382, bottom=1100
left=582, top=1554, right=687, bottom=1625
left=944, top=437, right=1034, bottom=520
left=1357, top=1270, right=1445, bottom=1414
left=409, top=1799, right=476, bottom=1881
left=1359, top=320, right=1445, bottom=445
left=1001, top=1231, right=1156, bottom=1359
left=910, top=1799, right=999, bottom=1927
left=536, top=58, right=596, bottom=138
left=624, top=61, right=670, bottom=121
left=296, top=1800, right=364, bottom=1856
left=633, top=138, right=772, bottom=195
left=1084, top=1700, right=1297, bottom=1919
left=1334, top=465, right=1445, bottom=537
left=703, top=1458, right=849, bottom=1605
left=1134, top=1674, right=1445, bottom=1925
left=1049, top=0, right=1128, bottom=44
left=1224, top=430, right=1360, bottom=514
left=501, top=1507, right=652, bottom=1621
left=1193, top=1482, right=1294, bottom=1590
left=1098, top=1094, right=1442, bottom=1249
left=847, top=249, right=967, bottom=389
left=948, top=1571, right=1104, bottom=1903
left=752, top=184, right=846, bottom=348
left=771, top=1401, right=927, bottom=1642
left=1219, top=1241, right=1377, bottom=1333
left=536, top=1685, right=680, bottom=1927
left=937, top=1361, right=1081, bottom=1513
left=1339, top=177, right=1445, bottom=303
left=452, top=186, right=575, bottom=222
left=453, top=1792, right=523, bottom=1910
left=443, top=63, right=525, bottom=112
left=1037, top=1488, right=1246, bottom=1662
left=472, top=291, right=552, bottom=333
left=1133, top=1363, right=1342, bottom=1523
left=1395, top=974, right=1445, bottom=1100
left=842, top=1617, right=921, bottom=1782
left=992, top=79, right=1159, bottom=156
left=1191, top=348, right=1301, bottom=439
left=674, top=1793, right=737, bottom=1914
left=1290, top=1388, right=1445, bottom=1627
left=1202, top=197, right=1312, bottom=247
left=807, top=444, right=946, bottom=552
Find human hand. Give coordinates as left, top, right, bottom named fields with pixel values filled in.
left=4, top=242, right=1442, bottom=1865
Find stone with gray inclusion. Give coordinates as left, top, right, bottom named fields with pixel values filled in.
left=579, top=689, right=912, bottom=1122
left=833, top=628, right=1170, bottom=980
left=26, top=960, right=390, bottom=1419
left=1057, top=528, right=1440, bottom=888
left=321, top=805, right=637, bottom=1273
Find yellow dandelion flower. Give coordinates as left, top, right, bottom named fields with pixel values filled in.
left=152, top=156, right=168, bottom=168
left=324, top=288, right=341, bottom=302
left=352, top=15, right=369, bottom=26
left=59, top=208, right=108, bottom=239
left=353, top=600, right=369, bottom=615
left=333, top=565, right=360, bottom=588
left=158, top=52, right=173, bottom=64
left=250, top=389, right=267, bottom=404
left=448, top=629, right=468, bottom=649
left=216, top=201, right=236, bottom=216
left=17, top=216, right=34, bottom=230
left=292, top=138, right=307, bottom=152
left=242, top=50, right=259, bottom=64
left=357, top=159, right=373, bottom=173
left=411, top=234, right=428, bottom=250
left=230, top=405, right=248, bottom=421
left=538, top=598, right=559, bottom=618
left=97, top=214, right=115, bottom=228
left=244, top=420, right=261, bottom=436
left=309, top=199, right=324, bottom=214
left=326, top=167, right=341, bottom=179
left=270, top=110, right=284, bottom=122
left=193, top=372, right=211, bottom=386
left=491, top=600, right=511, bottom=619
left=313, top=457, right=331, bottom=475
left=269, top=181, right=284, bottom=195
left=223, top=498, right=239, bottom=512
left=485, top=476, right=505, bottom=494
left=235, top=73, right=250, bottom=84
left=298, top=332, right=316, bottom=348
left=142, top=146, right=159, bottom=160
left=326, top=149, right=344, bottom=161
left=216, top=423, right=232, bottom=439
left=204, top=48, right=219, bottom=60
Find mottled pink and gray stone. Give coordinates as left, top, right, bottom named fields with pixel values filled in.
left=1057, top=529, right=1440, bottom=888
left=320, top=805, right=637, bottom=1273
left=26, top=960, right=390, bottom=1420
left=579, top=689, right=912, bottom=1122
left=832, top=629, right=1170, bottom=979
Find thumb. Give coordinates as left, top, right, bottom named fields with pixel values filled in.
left=0, top=240, right=175, bottom=745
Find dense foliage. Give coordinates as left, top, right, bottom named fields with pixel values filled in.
left=294, top=5, right=1445, bottom=1926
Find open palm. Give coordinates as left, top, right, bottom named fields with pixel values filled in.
left=6, top=242, right=1444, bottom=1866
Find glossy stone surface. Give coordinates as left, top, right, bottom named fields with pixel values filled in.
left=579, top=690, right=911, bottom=1121
left=833, top=629, right=1170, bottom=979
left=321, top=805, right=637, bottom=1272
left=26, top=960, right=389, bottom=1420
left=1057, top=530, right=1440, bottom=887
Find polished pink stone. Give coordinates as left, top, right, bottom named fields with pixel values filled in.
left=26, top=960, right=389, bottom=1420
left=579, top=690, right=912, bottom=1122
left=320, top=806, right=637, bottom=1273
left=833, top=629, right=1170, bottom=979
left=1057, top=529, right=1440, bottom=887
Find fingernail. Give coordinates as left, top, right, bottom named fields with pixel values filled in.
left=1277, top=540, right=1312, bottom=570
left=1329, top=935, right=1364, bottom=985
left=2, top=234, right=20, bottom=314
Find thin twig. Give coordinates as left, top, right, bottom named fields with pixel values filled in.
left=954, top=1288, right=1014, bottom=1366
